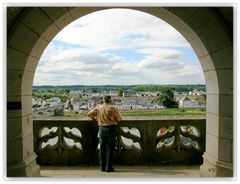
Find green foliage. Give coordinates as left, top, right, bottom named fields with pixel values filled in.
left=179, top=108, right=185, bottom=112
left=133, top=84, right=205, bottom=92
left=118, top=89, right=124, bottom=97
left=157, top=87, right=177, bottom=108
left=33, top=91, right=68, bottom=102
left=202, top=94, right=207, bottom=101
left=33, top=104, right=41, bottom=108
left=33, top=84, right=206, bottom=93
left=54, top=109, right=64, bottom=116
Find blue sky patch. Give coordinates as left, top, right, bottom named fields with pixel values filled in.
left=175, top=47, right=199, bottom=63
left=52, top=40, right=87, bottom=49
left=121, top=33, right=150, bottom=44
left=104, top=48, right=145, bottom=61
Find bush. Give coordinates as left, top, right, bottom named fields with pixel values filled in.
left=179, top=108, right=185, bottom=112
left=54, top=109, right=64, bottom=116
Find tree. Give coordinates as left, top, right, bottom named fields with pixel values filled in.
left=202, top=94, right=206, bottom=101
left=157, top=87, right=177, bottom=108
left=118, top=89, right=124, bottom=97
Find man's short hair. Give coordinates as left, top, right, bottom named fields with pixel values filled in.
left=104, top=95, right=112, bottom=103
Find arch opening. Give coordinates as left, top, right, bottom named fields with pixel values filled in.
left=33, top=8, right=206, bottom=119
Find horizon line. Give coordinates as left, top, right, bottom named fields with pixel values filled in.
left=33, top=84, right=206, bottom=87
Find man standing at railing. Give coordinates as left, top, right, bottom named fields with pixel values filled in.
left=87, top=95, right=122, bottom=172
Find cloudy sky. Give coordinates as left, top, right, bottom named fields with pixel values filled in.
left=33, top=8, right=205, bottom=86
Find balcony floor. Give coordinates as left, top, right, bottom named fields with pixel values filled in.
left=40, top=165, right=201, bottom=178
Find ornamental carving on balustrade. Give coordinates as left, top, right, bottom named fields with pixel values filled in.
left=36, top=125, right=83, bottom=165
left=34, top=119, right=205, bottom=165
left=115, top=126, right=143, bottom=165
left=155, top=124, right=202, bottom=164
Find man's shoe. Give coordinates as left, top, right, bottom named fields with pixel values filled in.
left=106, top=168, right=114, bottom=172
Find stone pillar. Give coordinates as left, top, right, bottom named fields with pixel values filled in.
left=7, top=97, right=40, bottom=177
left=199, top=46, right=233, bottom=177
left=7, top=47, right=40, bottom=176
left=179, top=7, right=233, bottom=176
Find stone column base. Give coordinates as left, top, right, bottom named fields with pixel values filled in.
left=7, top=153, right=40, bottom=177
left=200, top=152, right=233, bottom=177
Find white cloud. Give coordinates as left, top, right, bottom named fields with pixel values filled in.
left=136, top=48, right=184, bottom=69
left=33, top=9, right=205, bottom=86
left=54, top=9, right=189, bottom=49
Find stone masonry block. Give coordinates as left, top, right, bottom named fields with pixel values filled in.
left=21, top=94, right=33, bottom=116
left=7, top=7, right=22, bottom=30
left=210, top=46, right=233, bottom=70
left=21, top=70, right=34, bottom=96
left=206, top=113, right=233, bottom=139
left=18, top=8, right=53, bottom=38
left=218, top=138, right=232, bottom=163
left=8, top=20, right=39, bottom=55
left=55, top=12, right=74, bottom=30
left=8, top=46, right=39, bottom=72
left=22, top=133, right=35, bottom=162
left=199, top=55, right=215, bottom=72
left=204, top=70, right=219, bottom=94
left=205, top=132, right=219, bottom=159
left=7, top=139, right=23, bottom=165
left=68, top=7, right=94, bottom=19
left=206, top=112, right=219, bottom=137
left=7, top=94, right=22, bottom=103
left=41, top=23, right=60, bottom=42
left=163, top=11, right=185, bottom=30
left=217, top=69, right=233, bottom=95
left=189, top=36, right=209, bottom=58
left=7, top=46, right=28, bottom=70
left=219, top=94, right=233, bottom=116
left=219, top=115, right=233, bottom=140
left=178, top=23, right=197, bottom=42
left=7, top=109, right=22, bottom=118
left=147, top=7, right=169, bottom=20
left=30, top=37, right=49, bottom=58
left=22, top=114, right=34, bottom=140
left=40, top=7, right=69, bottom=23
left=206, top=94, right=219, bottom=115
left=168, top=7, right=200, bottom=22
left=7, top=69, right=23, bottom=97
left=7, top=116, right=23, bottom=141
left=187, top=8, right=220, bottom=36
left=24, top=56, right=39, bottom=72
left=198, top=20, right=232, bottom=55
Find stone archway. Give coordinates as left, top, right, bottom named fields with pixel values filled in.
left=7, top=7, right=233, bottom=176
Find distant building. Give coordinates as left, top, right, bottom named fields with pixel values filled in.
left=123, top=90, right=136, bottom=97
left=46, top=97, right=61, bottom=106
left=179, top=96, right=206, bottom=108
left=108, top=91, right=118, bottom=97
left=136, top=92, right=157, bottom=97
left=188, top=90, right=206, bottom=96
left=33, top=104, right=63, bottom=116
left=114, top=97, right=164, bottom=110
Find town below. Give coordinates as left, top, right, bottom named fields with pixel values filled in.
left=32, top=84, right=206, bottom=118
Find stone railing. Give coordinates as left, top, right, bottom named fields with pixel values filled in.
left=33, top=118, right=206, bottom=165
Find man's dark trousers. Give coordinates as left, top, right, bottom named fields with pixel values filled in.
left=98, top=125, right=117, bottom=171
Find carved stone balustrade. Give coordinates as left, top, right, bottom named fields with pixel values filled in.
left=33, top=119, right=206, bottom=166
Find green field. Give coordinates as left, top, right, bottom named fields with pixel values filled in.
left=62, top=108, right=206, bottom=118
left=119, top=108, right=206, bottom=116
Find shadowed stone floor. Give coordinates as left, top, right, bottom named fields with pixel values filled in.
left=40, top=165, right=201, bottom=179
